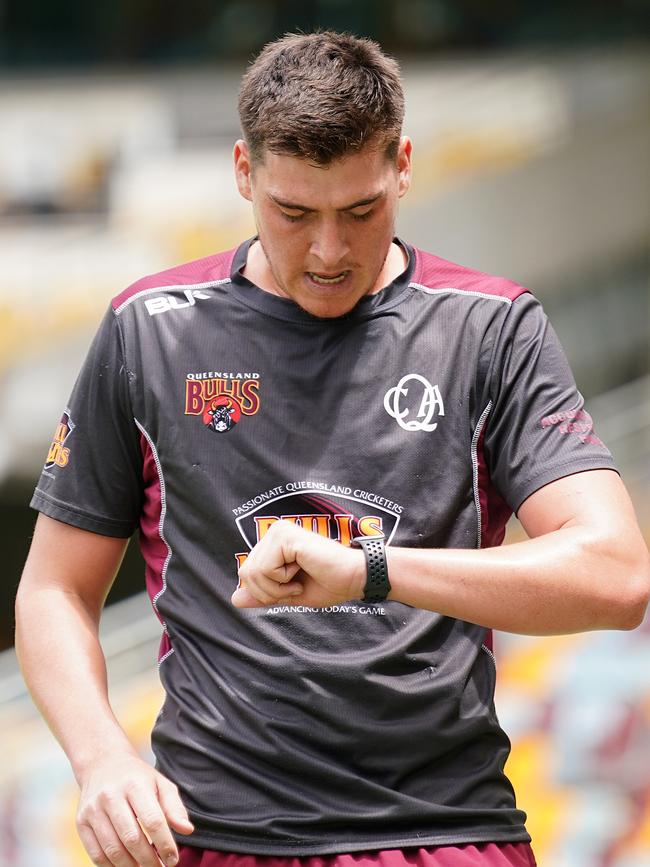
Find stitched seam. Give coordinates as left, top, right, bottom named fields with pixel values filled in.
left=410, top=283, right=513, bottom=305
left=481, top=643, right=497, bottom=667
left=33, top=488, right=132, bottom=528
left=471, top=401, right=493, bottom=549
left=134, top=418, right=174, bottom=666
left=158, top=647, right=175, bottom=665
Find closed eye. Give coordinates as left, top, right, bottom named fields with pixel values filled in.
left=349, top=209, right=374, bottom=221
left=280, top=210, right=307, bottom=223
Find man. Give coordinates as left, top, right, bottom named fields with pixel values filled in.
left=16, top=30, right=649, bottom=867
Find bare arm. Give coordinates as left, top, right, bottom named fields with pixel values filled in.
left=15, top=513, right=193, bottom=867
left=233, top=470, right=650, bottom=635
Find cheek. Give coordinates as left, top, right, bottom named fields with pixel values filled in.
left=274, top=222, right=310, bottom=253
left=258, top=222, right=308, bottom=271
left=356, top=219, right=394, bottom=254
left=259, top=208, right=302, bottom=241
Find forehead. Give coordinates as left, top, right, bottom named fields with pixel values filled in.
left=255, top=146, right=395, bottom=209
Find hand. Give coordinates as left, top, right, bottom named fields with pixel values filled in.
left=76, top=750, right=194, bottom=867
left=232, top=521, right=366, bottom=609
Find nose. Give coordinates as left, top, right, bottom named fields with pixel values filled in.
left=309, top=217, right=350, bottom=270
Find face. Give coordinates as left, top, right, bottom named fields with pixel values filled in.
left=233, top=137, right=412, bottom=318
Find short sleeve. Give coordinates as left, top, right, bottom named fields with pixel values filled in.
left=482, top=294, right=617, bottom=513
left=30, top=307, right=143, bottom=537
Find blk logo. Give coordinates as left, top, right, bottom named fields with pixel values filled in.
left=384, top=374, right=445, bottom=432
left=145, top=288, right=211, bottom=316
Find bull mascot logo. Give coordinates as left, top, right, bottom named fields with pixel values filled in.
left=203, top=395, right=242, bottom=433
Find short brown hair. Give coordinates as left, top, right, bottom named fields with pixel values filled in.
left=238, top=31, right=404, bottom=165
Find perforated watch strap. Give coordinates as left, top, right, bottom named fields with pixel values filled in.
left=352, top=535, right=391, bottom=603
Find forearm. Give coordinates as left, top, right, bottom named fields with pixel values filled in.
left=234, top=471, right=650, bottom=634
left=15, top=585, right=136, bottom=783
left=387, top=524, right=649, bottom=635
left=17, top=516, right=194, bottom=863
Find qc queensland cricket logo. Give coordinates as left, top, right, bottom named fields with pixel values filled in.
left=45, top=410, right=75, bottom=469
left=184, top=372, right=260, bottom=433
left=384, top=374, right=445, bottom=432
left=234, top=490, right=401, bottom=569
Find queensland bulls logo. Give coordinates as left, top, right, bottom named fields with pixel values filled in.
left=204, top=395, right=241, bottom=433
left=45, top=410, right=75, bottom=469
left=185, top=371, right=260, bottom=434
left=234, top=489, right=401, bottom=569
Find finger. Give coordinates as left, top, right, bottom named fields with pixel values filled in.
left=236, top=574, right=304, bottom=606
left=268, top=559, right=303, bottom=584
left=128, top=788, right=182, bottom=865
left=88, top=812, right=140, bottom=866
left=231, top=586, right=270, bottom=608
left=240, top=555, right=302, bottom=586
left=77, top=822, right=115, bottom=867
left=157, top=776, right=195, bottom=836
left=100, top=799, right=162, bottom=867
left=231, top=582, right=304, bottom=608
left=122, top=790, right=178, bottom=867
left=252, top=572, right=303, bottom=600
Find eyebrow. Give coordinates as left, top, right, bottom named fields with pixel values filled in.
left=267, top=192, right=385, bottom=213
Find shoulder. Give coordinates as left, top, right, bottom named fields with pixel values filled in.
left=410, top=246, right=529, bottom=304
left=111, top=245, right=239, bottom=314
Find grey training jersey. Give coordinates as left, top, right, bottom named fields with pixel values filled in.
left=32, top=239, right=616, bottom=854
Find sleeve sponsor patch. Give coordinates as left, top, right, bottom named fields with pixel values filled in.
left=540, top=408, right=604, bottom=446
left=44, top=410, right=75, bottom=470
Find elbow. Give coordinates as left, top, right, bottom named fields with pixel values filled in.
left=14, top=583, right=31, bottom=656
left=613, top=546, right=650, bottom=631
left=14, top=583, right=26, bottom=634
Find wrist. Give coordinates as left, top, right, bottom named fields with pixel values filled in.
left=348, top=548, right=367, bottom=600
left=352, top=534, right=391, bottom=602
left=71, top=730, right=138, bottom=785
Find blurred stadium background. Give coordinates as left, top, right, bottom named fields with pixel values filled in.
left=1, top=2, right=649, bottom=865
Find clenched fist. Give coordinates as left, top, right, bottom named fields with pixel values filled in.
left=232, top=521, right=366, bottom=609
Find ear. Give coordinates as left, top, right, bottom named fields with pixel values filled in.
left=396, top=136, right=412, bottom=198
left=234, top=139, right=253, bottom=202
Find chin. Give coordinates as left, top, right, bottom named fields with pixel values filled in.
left=301, top=298, right=360, bottom=319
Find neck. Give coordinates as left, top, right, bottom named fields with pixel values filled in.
left=244, top=239, right=407, bottom=297
left=373, top=240, right=407, bottom=293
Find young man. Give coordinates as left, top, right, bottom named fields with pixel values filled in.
left=16, top=30, right=649, bottom=867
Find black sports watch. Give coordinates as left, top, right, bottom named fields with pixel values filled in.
left=351, top=534, right=391, bottom=603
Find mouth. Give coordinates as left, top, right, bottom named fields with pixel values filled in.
left=307, top=271, right=349, bottom=286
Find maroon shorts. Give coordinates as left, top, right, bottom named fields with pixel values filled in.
left=177, top=844, right=537, bottom=867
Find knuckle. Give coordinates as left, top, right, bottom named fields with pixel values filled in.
left=159, top=776, right=179, bottom=795
left=103, top=843, right=125, bottom=861
left=123, top=779, right=141, bottom=797
left=238, top=566, right=250, bottom=582
left=266, top=520, right=286, bottom=540
left=141, top=813, right=165, bottom=833
left=121, top=828, right=142, bottom=847
left=99, top=788, right=120, bottom=808
left=77, top=804, right=99, bottom=826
